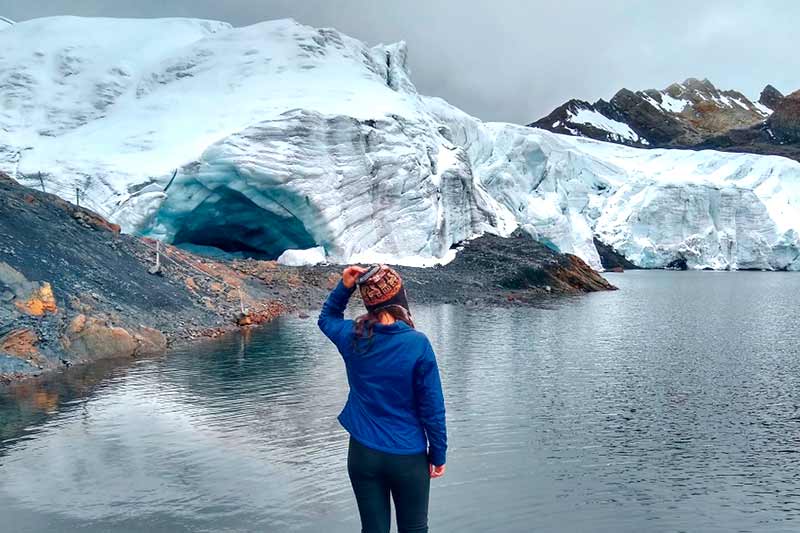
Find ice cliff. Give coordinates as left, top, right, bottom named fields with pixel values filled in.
left=2, top=16, right=799, bottom=270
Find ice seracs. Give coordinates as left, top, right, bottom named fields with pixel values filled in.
left=425, top=100, right=800, bottom=271
left=1, top=16, right=799, bottom=270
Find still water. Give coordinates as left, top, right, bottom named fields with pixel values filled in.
left=2, top=272, right=800, bottom=533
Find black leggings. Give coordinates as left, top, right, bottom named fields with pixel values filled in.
left=347, top=436, right=430, bottom=533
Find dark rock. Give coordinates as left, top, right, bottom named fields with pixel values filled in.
left=759, top=84, right=785, bottom=110
left=593, top=237, right=639, bottom=271
left=395, top=229, right=615, bottom=305
left=768, top=90, right=800, bottom=143
left=609, top=88, right=686, bottom=145
left=665, top=257, right=688, bottom=270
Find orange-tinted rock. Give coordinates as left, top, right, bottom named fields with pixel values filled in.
left=68, top=313, right=87, bottom=334
left=62, top=314, right=166, bottom=360
left=14, top=283, right=58, bottom=316
left=62, top=316, right=138, bottom=359
left=548, top=254, right=617, bottom=292
left=0, top=328, right=39, bottom=358
left=133, top=327, right=167, bottom=355
left=237, top=300, right=288, bottom=327
left=71, top=208, right=121, bottom=234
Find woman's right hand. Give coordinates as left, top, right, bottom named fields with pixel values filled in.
left=429, top=464, right=446, bottom=479
left=342, top=265, right=367, bottom=289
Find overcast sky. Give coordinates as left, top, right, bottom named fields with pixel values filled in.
left=3, top=0, right=799, bottom=123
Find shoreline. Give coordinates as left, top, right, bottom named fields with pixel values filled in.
left=1, top=174, right=613, bottom=384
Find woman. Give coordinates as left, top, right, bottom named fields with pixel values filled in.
left=318, top=264, right=447, bottom=533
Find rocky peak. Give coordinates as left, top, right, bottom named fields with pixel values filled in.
left=759, top=84, right=784, bottom=110
left=767, top=90, right=800, bottom=143
left=667, top=77, right=717, bottom=98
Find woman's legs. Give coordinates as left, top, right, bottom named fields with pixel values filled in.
left=387, top=452, right=430, bottom=533
left=348, top=437, right=391, bottom=533
left=347, top=437, right=431, bottom=533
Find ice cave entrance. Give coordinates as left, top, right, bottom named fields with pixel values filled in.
left=171, top=187, right=317, bottom=260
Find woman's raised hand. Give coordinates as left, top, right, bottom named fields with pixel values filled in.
left=342, top=265, right=368, bottom=289
left=429, top=464, right=446, bottom=479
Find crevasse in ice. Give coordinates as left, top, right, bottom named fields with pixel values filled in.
left=2, top=17, right=799, bottom=270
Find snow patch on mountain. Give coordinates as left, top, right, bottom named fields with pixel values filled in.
left=647, top=92, right=690, bottom=113
left=569, top=108, right=649, bottom=145
left=753, top=101, right=773, bottom=116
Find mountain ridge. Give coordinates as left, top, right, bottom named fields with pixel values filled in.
left=529, top=78, right=800, bottom=162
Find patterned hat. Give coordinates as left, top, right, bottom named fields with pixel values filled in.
left=358, top=265, right=409, bottom=313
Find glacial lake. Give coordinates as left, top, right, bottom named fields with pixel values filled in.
left=1, top=271, right=800, bottom=533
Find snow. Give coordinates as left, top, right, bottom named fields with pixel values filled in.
left=731, top=97, right=750, bottom=110
left=568, top=108, right=649, bottom=145
left=349, top=247, right=459, bottom=268
left=656, top=93, right=690, bottom=113
left=2, top=16, right=799, bottom=271
left=277, top=246, right=327, bottom=266
left=716, top=94, right=733, bottom=108
left=753, top=101, right=773, bottom=116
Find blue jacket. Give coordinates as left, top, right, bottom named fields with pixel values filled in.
left=318, top=280, right=447, bottom=466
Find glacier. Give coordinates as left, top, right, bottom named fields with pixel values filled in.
left=1, top=16, right=799, bottom=270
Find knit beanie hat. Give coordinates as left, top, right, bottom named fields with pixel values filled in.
left=358, top=265, right=409, bottom=314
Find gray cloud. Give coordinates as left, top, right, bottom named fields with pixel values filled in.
left=2, top=0, right=799, bottom=123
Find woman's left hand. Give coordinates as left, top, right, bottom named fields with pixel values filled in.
left=429, top=464, right=446, bottom=478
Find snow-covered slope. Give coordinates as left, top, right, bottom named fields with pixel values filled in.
left=2, top=16, right=800, bottom=270
left=1, top=16, right=503, bottom=264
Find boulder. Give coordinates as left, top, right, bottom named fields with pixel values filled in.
left=0, top=328, right=39, bottom=358
left=62, top=314, right=138, bottom=360
left=0, top=262, right=58, bottom=316
left=133, top=327, right=168, bottom=355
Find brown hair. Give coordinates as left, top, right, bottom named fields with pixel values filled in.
left=352, top=305, right=415, bottom=353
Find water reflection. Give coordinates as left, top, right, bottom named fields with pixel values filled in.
left=1, top=272, right=800, bottom=532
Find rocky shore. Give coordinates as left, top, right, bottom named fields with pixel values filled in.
left=0, top=174, right=613, bottom=383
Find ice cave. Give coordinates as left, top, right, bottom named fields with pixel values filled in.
left=168, top=186, right=318, bottom=260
